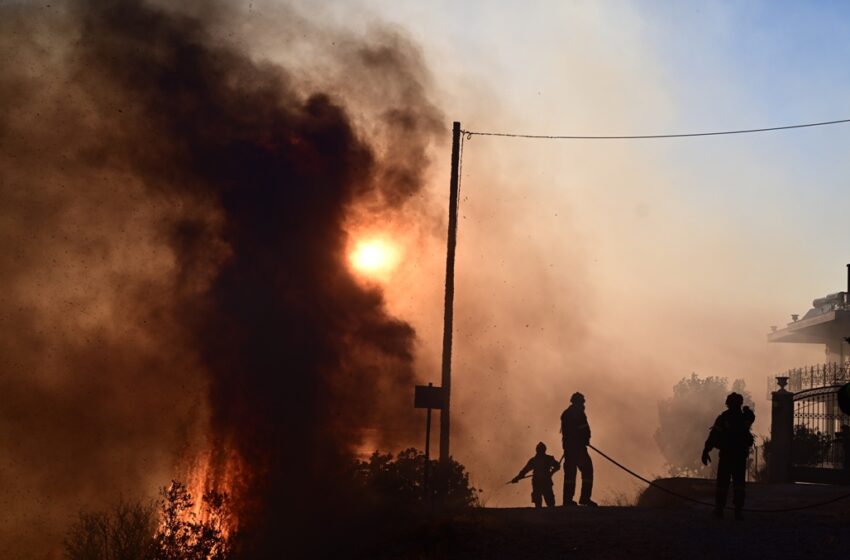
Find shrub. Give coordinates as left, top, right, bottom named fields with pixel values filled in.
left=353, top=448, right=480, bottom=510
left=64, top=500, right=157, bottom=560
left=64, top=481, right=231, bottom=560
left=791, top=424, right=833, bottom=466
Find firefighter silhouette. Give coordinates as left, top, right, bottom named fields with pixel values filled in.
left=561, top=392, right=597, bottom=506
left=511, top=441, right=560, bottom=508
left=702, top=392, right=755, bottom=520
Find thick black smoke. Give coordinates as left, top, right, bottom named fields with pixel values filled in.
left=0, top=0, right=442, bottom=556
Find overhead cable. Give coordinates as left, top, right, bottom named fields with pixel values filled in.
left=462, top=118, right=850, bottom=140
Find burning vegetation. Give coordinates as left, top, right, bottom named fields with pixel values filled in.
left=1, top=0, right=447, bottom=556
left=65, top=481, right=231, bottom=560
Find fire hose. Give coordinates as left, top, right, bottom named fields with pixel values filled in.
left=588, top=443, right=850, bottom=513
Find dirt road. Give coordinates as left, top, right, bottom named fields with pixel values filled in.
left=370, top=480, right=850, bottom=559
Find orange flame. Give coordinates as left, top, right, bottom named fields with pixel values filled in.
left=156, top=446, right=244, bottom=554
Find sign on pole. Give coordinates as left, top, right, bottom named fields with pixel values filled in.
left=414, top=383, right=444, bottom=507
left=415, top=384, right=445, bottom=410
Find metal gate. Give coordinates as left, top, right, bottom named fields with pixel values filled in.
left=792, top=385, right=850, bottom=484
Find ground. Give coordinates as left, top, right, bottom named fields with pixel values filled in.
left=370, top=479, right=850, bottom=559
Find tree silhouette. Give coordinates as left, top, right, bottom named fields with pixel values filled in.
left=655, top=374, right=754, bottom=476
left=152, top=481, right=231, bottom=560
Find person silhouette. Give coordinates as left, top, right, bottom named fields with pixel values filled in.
left=511, top=441, right=560, bottom=508
left=560, top=392, right=597, bottom=507
left=701, top=392, right=755, bottom=520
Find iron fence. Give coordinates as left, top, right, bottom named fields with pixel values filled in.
left=766, top=362, right=850, bottom=399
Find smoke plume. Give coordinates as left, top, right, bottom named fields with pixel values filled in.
left=0, top=0, right=442, bottom=556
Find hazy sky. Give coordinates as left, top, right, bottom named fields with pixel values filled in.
left=313, top=0, right=850, bottom=309
left=300, top=0, right=850, bottom=504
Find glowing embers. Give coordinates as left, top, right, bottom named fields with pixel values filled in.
left=349, top=237, right=400, bottom=280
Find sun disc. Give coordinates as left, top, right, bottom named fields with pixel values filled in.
left=350, top=238, right=398, bottom=277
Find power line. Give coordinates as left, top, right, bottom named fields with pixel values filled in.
left=462, top=117, right=850, bottom=140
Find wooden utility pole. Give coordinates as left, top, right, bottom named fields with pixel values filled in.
left=439, top=122, right=461, bottom=466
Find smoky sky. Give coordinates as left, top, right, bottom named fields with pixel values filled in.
left=0, top=0, right=443, bottom=556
